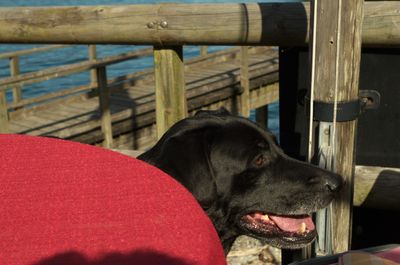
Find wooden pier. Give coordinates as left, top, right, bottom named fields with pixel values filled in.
left=0, top=45, right=279, bottom=150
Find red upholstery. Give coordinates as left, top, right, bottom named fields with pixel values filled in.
left=0, top=134, right=226, bottom=265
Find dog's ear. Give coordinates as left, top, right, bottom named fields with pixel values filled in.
left=138, top=116, right=223, bottom=209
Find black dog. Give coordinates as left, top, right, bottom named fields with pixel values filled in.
left=138, top=108, right=343, bottom=254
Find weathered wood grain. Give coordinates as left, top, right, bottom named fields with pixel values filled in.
left=0, top=91, right=9, bottom=133
left=88, top=45, right=97, bottom=86
left=154, top=46, right=187, bottom=138
left=240, top=46, right=250, bottom=117
left=0, top=3, right=399, bottom=46
left=309, top=0, right=363, bottom=254
left=9, top=56, right=22, bottom=104
left=0, top=45, right=70, bottom=59
left=354, top=165, right=400, bottom=211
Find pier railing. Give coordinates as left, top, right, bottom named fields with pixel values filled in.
left=0, top=44, right=154, bottom=136
left=0, top=44, right=71, bottom=105
left=0, top=44, right=254, bottom=143
left=0, top=45, right=153, bottom=109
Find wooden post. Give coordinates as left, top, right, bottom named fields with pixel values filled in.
left=0, top=90, right=9, bottom=133
left=96, top=66, right=113, bottom=148
left=255, top=106, right=268, bottom=130
left=10, top=56, right=22, bottom=104
left=200, top=46, right=208, bottom=56
left=240, top=46, right=250, bottom=117
left=309, top=0, right=363, bottom=255
left=88, top=45, right=97, bottom=86
left=153, top=45, right=187, bottom=139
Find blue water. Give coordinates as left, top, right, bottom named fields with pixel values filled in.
left=0, top=0, right=281, bottom=135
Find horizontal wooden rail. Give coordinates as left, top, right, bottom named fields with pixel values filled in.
left=0, top=47, right=153, bottom=91
left=0, top=45, right=71, bottom=60
left=354, top=165, right=400, bottom=211
left=10, top=83, right=95, bottom=111
left=0, top=2, right=399, bottom=46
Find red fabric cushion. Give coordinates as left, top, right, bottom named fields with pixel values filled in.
left=0, top=134, right=226, bottom=265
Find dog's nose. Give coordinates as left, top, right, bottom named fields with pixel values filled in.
left=324, top=173, right=343, bottom=193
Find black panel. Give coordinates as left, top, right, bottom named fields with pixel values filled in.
left=357, top=49, right=400, bottom=167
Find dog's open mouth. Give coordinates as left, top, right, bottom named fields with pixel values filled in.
left=239, top=211, right=317, bottom=248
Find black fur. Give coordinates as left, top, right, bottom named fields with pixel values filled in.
left=138, top=109, right=343, bottom=254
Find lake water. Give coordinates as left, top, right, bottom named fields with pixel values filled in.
left=0, top=0, right=281, bottom=134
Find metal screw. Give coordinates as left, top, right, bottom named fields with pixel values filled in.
left=160, top=21, right=168, bottom=28
left=147, top=22, right=156, bottom=29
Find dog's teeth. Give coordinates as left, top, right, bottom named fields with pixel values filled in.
left=261, top=214, right=270, bottom=221
left=298, top=222, right=306, bottom=233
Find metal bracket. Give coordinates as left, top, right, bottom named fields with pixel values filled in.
left=359, top=89, right=380, bottom=110
left=306, top=90, right=380, bottom=122
left=313, top=99, right=360, bottom=122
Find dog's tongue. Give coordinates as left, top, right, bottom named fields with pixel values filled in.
left=269, top=214, right=315, bottom=232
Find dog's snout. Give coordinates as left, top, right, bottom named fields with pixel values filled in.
left=306, top=170, right=343, bottom=193
left=324, top=173, right=343, bottom=193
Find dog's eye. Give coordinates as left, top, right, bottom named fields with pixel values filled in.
left=253, top=154, right=268, bottom=167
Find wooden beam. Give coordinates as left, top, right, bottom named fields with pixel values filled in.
left=255, top=106, right=268, bottom=130
left=240, top=46, right=250, bottom=117
left=154, top=46, right=187, bottom=139
left=0, top=91, right=9, bottom=133
left=309, top=0, right=363, bottom=255
left=200, top=46, right=208, bottom=56
left=88, top=45, right=97, bottom=86
left=10, top=56, right=22, bottom=105
left=0, top=3, right=399, bottom=47
left=0, top=45, right=70, bottom=60
left=96, top=66, right=113, bottom=148
left=354, top=165, right=400, bottom=211
left=250, top=83, right=279, bottom=110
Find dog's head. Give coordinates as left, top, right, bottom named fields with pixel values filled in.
left=139, top=108, right=343, bottom=253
